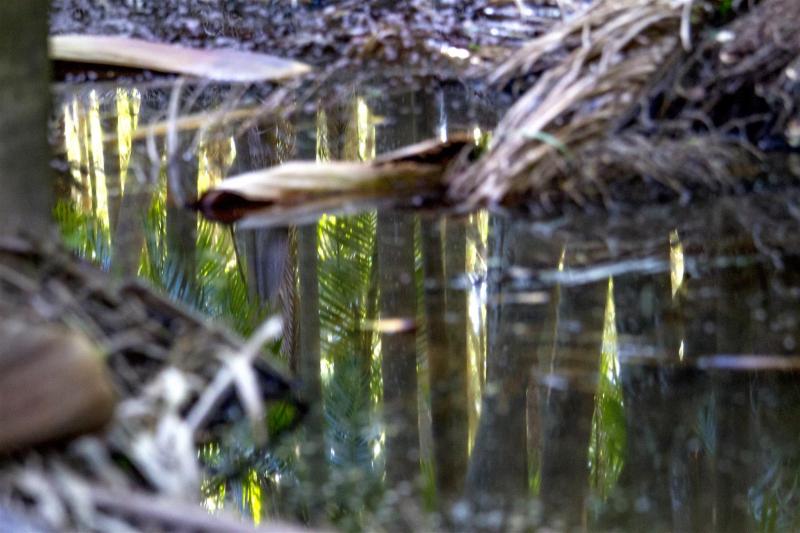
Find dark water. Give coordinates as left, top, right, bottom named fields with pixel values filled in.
left=53, top=77, right=800, bottom=532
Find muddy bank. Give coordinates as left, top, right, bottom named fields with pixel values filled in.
left=50, top=0, right=553, bottom=77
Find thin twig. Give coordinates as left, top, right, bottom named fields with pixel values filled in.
left=186, top=316, right=283, bottom=436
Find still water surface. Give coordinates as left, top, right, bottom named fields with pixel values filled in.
left=52, top=76, right=800, bottom=532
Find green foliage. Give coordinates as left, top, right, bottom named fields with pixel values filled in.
left=522, top=130, right=571, bottom=158
left=138, top=183, right=267, bottom=336
left=53, top=198, right=111, bottom=268
left=588, top=279, right=626, bottom=500
left=56, top=172, right=268, bottom=338
left=413, top=217, right=430, bottom=425
left=199, top=400, right=307, bottom=524
left=315, top=212, right=384, bottom=529
left=324, top=357, right=376, bottom=468
left=195, top=222, right=270, bottom=336
left=419, top=460, right=438, bottom=512
left=750, top=457, right=800, bottom=533
left=718, top=0, right=733, bottom=15
left=268, top=401, right=302, bottom=437
left=748, top=391, right=800, bottom=533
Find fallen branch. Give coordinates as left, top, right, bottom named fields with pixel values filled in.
left=195, top=134, right=474, bottom=224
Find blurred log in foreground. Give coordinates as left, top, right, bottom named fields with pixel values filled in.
left=0, top=321, right=116, bottom=454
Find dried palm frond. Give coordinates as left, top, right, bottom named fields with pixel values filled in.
left=448, top=0, right=695, bottom=206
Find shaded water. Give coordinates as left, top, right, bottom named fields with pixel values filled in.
left=53, top=76, right=800, bottom=532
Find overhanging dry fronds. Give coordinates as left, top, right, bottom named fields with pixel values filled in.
left=448, top=0, right=693, bottom=206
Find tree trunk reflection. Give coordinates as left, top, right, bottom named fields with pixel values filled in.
left=467, top=216, right=538, bottom=524
left=421, top=215, right=469, bottom=511
left=377, top=211, right=421, bottom=526
left=0, top=0, right=52, bottom=235
left=539, top=251, right=604, bottom=529
left=296, top=222, right=327, bottom=523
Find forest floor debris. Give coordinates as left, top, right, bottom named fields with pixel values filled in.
left=50, top=0, right=561, bottom=81
left=0, top=237, right=304, bottom=532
